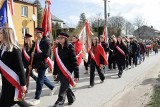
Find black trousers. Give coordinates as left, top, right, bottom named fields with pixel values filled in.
left=56, top=72, right=75, bottom=104
left=116, top=60, right=125, bottom=74
left=125, top=56, right=129, bottom=68
left=84, top=60, right=88, bottom=70
left=16, top=99, right=29, bottom=107
left=0, top=93, right=29, bottom=107
left=90, top=60, right=105, bottom=86
left=108, top=55, right=116, bottom=69
left=129, top=54, right=137, bottom=66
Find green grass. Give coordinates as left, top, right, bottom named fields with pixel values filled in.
left=146, top=84, right=160, bottom=107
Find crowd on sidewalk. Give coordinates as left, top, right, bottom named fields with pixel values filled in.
left=0, top=26, right=159, bottom=107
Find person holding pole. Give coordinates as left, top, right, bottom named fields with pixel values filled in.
left=53, top=33, right=79, bottom=107
left=22, top=34, right=37, bottom=89
left=28, top=27, right=56, bottom=106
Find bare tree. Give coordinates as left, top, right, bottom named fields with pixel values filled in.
left=134, top=17, right=145, bottom=38
left=125, top=21, right=135, bottom=35
left=108, top=16, right=126, bottom=36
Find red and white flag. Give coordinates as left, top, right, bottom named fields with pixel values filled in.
left=41, top=0, right=52, bottom=37
left=78, top=20, right=93, bottom=62
left=9, top=0, right=14, bottom=15
left=103, top=25, right=108, bottom=42
left=7, top=4, right=18, bottom=41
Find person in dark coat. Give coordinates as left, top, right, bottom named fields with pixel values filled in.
left=100, top=35, right=108, bottom=53
left=28, top=28, right=56, bottom=106
left=139, top=40, right=146, bottom=62
left=22, top=34, right=37, bottom=88
left=53, top=33, right=79, bottom=107
left=129, top=37, right=138, bottom=67
left=0, top=27, right=29, bottom=107
left=114, top=36, right=128, bottom=78
left=88, top=36, right=107, bottom=88
left=108, top=35, right=116, bottom=70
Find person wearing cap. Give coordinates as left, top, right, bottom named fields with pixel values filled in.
left=53, top=33, right=79, bottom=107
left=28, top=27, right=57, bottom=106
left=22, top=34, right=37, bottom=88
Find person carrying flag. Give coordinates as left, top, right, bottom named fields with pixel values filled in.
left=53, top=33, right=79, bottom=107
left=28, top=27, right=57, bottom=106
left=22, top=34, right=37, bottom=89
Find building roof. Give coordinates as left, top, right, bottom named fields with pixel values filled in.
left=14, top=0, right=35, bottom=5
left=52, top=15, right=64, bottom=22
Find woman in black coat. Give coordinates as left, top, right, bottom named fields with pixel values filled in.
left=0, top=27, right=27, bottom=106
left=53, top=33, right=79, bottom=107
left=22, top=34, right=37, bottom=87
left=114, top=36, right=128, bottom=78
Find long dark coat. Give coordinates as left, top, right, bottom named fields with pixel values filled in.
left=0, top=48, right=26, bottom=107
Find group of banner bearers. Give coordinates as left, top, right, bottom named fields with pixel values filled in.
left=0, top=25, right=159, bottom=107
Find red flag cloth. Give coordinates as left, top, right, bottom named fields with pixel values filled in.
left=85, top=20, right=93, bottom=36
left=46, top=0, right=51, bottom=5
left=73, top=40, right=83, bottom=66
left=47, top=4, right=52, bottom=33
left=103, top=25, right=108, bottom=42
left=9, top=0, right=14, bottom=15
left=41, top=8, right=48, bottom=37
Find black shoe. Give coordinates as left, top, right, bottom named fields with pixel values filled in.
left=118, top=73, right=122, bottom=78
left=68, top=98, right=76, bottom=105
left=53, top=101, right=63, bottom=107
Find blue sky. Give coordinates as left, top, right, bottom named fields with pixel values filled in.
left=40, top=0, right=160, bottom=30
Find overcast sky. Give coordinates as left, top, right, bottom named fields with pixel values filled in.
left=40, top=0, right=160, bottom=30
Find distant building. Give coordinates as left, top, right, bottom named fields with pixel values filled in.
left=13, top=0, right=37, bottom=44
left=52, top=15, right=75, bottom=32
left=133, top=25, right=160, bottom=39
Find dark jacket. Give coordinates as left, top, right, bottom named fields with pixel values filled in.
left=101, top=42, right=108, bottom=53
left=0, top=48, right=26, bottom=106
left=130, top=41, right=138, bottom=55
left=22, top=42, right=35, bottom=68
left=114, top=42, right=127, bottom=62
left=32, top=37, right=51, bottom=69
left=53, top=42, right=79, bottom=78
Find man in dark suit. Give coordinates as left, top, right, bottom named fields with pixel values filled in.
left=28, top=28, right=56, bottom=106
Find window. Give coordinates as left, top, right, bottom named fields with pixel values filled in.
left=22, top=28, right=29, bottom=38
left=21, top=6, right=28, bottom=17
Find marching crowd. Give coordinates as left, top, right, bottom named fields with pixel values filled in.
left=0, top=26, right=159, bottom=107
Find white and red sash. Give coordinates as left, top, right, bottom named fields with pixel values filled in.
left=76, top=50, right=82, bottom=58
left=0, top=60, right=23, bottom=101
left=36, top=42, right=53, bottom=71
left=22, top=47, right=30, bottom=62
left=116, top=46, right=126, bottom=56
left=55, top=48, right=76, bottom=87
left=89, top=50, right=99, bottom=66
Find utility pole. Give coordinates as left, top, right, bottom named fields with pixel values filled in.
left=104, top=0, right=107, bottom=26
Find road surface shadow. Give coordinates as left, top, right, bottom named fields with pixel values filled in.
left=141, top=78, right=158, bottom=85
